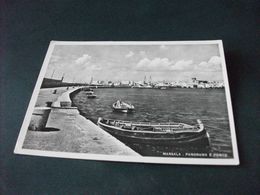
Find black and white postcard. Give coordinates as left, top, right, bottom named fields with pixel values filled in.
left=14, top=41, right=239, bottom=165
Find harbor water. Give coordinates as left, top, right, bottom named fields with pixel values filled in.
left=72, top=88, right=233, bottom=158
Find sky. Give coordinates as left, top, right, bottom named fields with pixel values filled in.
left=45, top=43, right=224, bottom=83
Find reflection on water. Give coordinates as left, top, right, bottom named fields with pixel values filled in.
left=72, top=88, right=233, bottom=158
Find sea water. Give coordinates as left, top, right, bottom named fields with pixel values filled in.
left=72, top=88, right=233, bottom=158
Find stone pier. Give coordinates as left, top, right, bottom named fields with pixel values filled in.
left=23, top=87, right=139, bottom=156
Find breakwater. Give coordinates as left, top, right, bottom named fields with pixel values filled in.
left=23, top=87, right=140, bottom=156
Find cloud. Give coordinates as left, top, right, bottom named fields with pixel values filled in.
left=208, top=56, right=221, bottom=65
left=136, top=57, right=193, bottom=71
left=125, top=51, right=134, bottom=58
left=171, top=60, right=193, bottom=70
left=196, top=56, right=222, bottom=71
left=50, top=55, right=62, bottom=63
left=89, top=64, right=102, bottom=71
left=139, top=51, right=146, bottom=57
left=159, top=45, right=168, bottom=50
left=136, top=58, right=171, bottom=71
left=58, top=54, right=94, bottom=76
left=75, top=54, right=92, bottom=64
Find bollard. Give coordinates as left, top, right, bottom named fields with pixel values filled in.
left=46, top=101, right=52, bottom=107
left=29, top=107, right=51, bottom=131
left=60, top=101, right=72, bottom=107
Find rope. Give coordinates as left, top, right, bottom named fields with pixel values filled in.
left=173, top=115, right=227, bottom=131
left=204, top=125, right=227, bottom=131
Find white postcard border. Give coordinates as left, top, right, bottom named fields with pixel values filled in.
left=14, top=40, right=239, bottom=165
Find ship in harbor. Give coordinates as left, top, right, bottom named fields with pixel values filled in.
left=97, top=117, right=210, bottom=154
left=131, top=75, right=153, bottom=89
left=132, top=84, right=153, bottom=89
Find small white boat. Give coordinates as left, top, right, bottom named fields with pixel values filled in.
left=85, top=91, right=97, bottom=98
left=112, top=100, right=134, bottom=113
left=87, top=94, right=97, bottom=98
left=160, top=86, right=167, bottom=90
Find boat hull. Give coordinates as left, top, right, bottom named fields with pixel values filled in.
left=87, top=95, right=97, bottom=98
left=112, top=108, right=134, bottom=113
left=97, top=119, right=210, bottom=147
left=99, top=124, right=209, bottom=145
left=112, top=102, right=134, bottom=113
left=98, top=119, right=210, bottom=156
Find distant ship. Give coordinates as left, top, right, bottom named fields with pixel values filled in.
left=131, top=84, right=153, bottom=89
left=138, top=85, right=153, bottom=89
left=132, top=75, right=153, bottom=89
left=160, top=86, right=167, bottom=90
left=155, top=82, right=170, bottom=89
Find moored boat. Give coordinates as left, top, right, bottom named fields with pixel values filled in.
left=138, top=85, right=153, bottom=89
left=160, top=86, right=167, bottom=90
left=81, top=87, right=93, bottom=91
left=112, top=100, right=134, bottom=113
left=85, top=91, right=97, bottom=98
left=97, top=117, right=210, bottom=147
left=87, top=94, right=97, bottom=98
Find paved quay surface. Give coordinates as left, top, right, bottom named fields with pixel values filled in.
left=23, top=87, right=139, bottom=156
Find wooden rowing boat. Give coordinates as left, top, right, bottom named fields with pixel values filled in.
left=97, top=117, right=210, bottom=147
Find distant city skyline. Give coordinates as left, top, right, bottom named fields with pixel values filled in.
left=45, top=44, right=224, bottom=83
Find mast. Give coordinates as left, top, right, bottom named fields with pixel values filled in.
left=61, top=73, right=65, bottom=82
left=89, top=76, right=93, bottom=85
